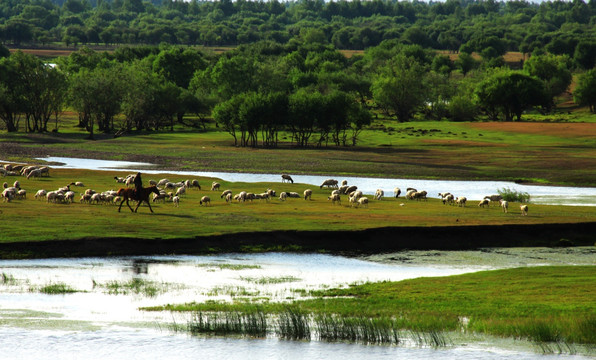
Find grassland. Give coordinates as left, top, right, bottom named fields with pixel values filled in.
left=153, top=266, right=596, bottom=348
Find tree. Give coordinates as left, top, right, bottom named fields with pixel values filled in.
left=152, top=47, right=207, bottom=89
left=523, top=54, right=572, bottom=109
left=573, top=69, right=596, bottom=112
left=455, top=52, right=477, bottom=76
left=474, top=70, right=549, bottom=121
left=371, top=54, right=427, bottom=122
left=573, top=41, right=596, bottom=70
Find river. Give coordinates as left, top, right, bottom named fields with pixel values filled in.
left=35, top=156, right=596, bottom=206
left=1, top=250, right=594, bottom=359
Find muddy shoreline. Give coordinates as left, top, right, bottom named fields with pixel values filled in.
left=1, top=222, right=595, bottom=259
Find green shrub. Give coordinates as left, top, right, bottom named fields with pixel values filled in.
left=498, top=187, right=531, bottom=202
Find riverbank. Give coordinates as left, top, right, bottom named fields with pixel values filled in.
left=1, top=222, right=595, bottom=259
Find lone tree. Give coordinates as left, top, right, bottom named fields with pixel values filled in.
left=573, top=69, right=596, bottom=113
left=474, top=70, right=549, bottom=121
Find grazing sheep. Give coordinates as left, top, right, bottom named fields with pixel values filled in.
left=520, top=204, right=529, bottom=216
left=2, top=189, right=14, bottom=202
left=407, top=187, right=417, bottom=192
left=176, top=186, right=186, bottom=196
left=478, top=199, right=490, bottom=208
left=191, top=180, right=201, bottom=190
left=113, top=196, right=122, bottom=205
left=438, top=192, right=452, bottom=198
left=499, top=199, right=509, bottom=213
left=358, top=197, right=369, bottom=208
left=2, top=182, right=7, bottom=188
left=221, top=190, right=233, bottom=199
left=328, top=193, right=341, bottom=205
left=320, top=179, right=339, bottom=189
left=64, top=191, right=75, bottom=203
left=27, top=169, right=42, bottom=179
left=157, top=178, right=170, bottom=187
left=343, top=185, right=358, bottom=195
left=279, top=192, right=287, bottom=201
left=80, top=193, right=92, bottom=203
left=405, top=189, right=416, bottom=200
left=287, top=192, right=301, bottom=198
left=39, top=167, right=50, bottom=177
left=455, top=196, right=467, bottom=207
left=330, top=189, right=340, bottom=196
left=245, top=193, right=255, bottom=201
left=281, top=174, right=293, bottom=183
left=173, top=195, right=180, bottom=207
left=341, top=180, right=348, bottom=186
left=484, top=194, right=503, bottom=202
left=266, top=189, right=276, bottom=197
left=90, top=193, right=102, bottom=204
left=394, top=187, right=401, bottom=198
left=442, top=194, right=454, bottom=205
left=152, top=192, right=169, bottom=203
left=225, top=193, right=233, bottom=203
left=255, top=193, right=270, bottom=202
left=149, top=179, right=157, bottom=186
left=200, top=196, right=211, bottom=206
left=304, top=189, right=313, bottom=200
left=349, top=190, right=363, bottom=200
left=17, top=189, right=27, bottom=200
left=114, top=176, right=126, bottom=183
left=13, top=181, right=20, bottom=189
left=46, top=191, right=57, bottom=203
left=69, top=181, right=84, bottom=187
left=236, top=191, right=247, bottom=202
left=0, top=168, right=6, bottom=177
left=211, top=182, right=220, bottom=191
left=374, top=189, right=384, bottom=200
left=34, top=189, right=47, bottom=200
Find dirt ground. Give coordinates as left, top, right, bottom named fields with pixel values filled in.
left=469, top=122, right=596, bottom=138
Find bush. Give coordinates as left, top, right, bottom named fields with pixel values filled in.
left=497, top=187, right=531, bottom=202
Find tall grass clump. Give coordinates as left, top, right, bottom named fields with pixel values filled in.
left=1, top=272, right=16, bottom=285
left=498, top=187, right=531, bottom=202
left=101, top=278, right=161, bottom=297
left=187, top=310, right=268, bottom=337
left=315, top=315, right=400, bottom=345
left=277, top=306, right=311, bottom=341
left=38, top=282, right=78, bottom=294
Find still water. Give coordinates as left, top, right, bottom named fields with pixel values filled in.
left=38, top=156, right=596, bottom=206
left=1, top=251, right=594, bottom=359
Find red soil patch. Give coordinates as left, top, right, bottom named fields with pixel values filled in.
left=421, top=139, right=506, bottom=147
left=468, top=122, right=596, bottom=138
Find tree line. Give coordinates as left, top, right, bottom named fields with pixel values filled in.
left=0, top=0, right=595, bottom=63
left=1, top=39, right=596, bottom=147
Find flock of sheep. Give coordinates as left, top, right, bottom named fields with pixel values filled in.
left=1, top=165, right=529, bottom=216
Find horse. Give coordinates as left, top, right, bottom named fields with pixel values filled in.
left=117, top=185, right=161, bottom=213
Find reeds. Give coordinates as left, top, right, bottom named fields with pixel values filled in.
left=277, top=307, right=310, bottom=340
left=38, top=282, right=77, bottom=294
left=498, top=187, right=531, bottom=202
left=187, top=310, right=267, bottom=337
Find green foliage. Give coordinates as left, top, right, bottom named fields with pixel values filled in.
left=38, top=283, right=78, bottom=294
left=573, top=41, right=596, bottom=70
left=573, top=69, right=596, bottom=113
left=474, top=69, right=549, bottom=121
left=497, top=187, right=531, bottom=203
left=524, top=54, right=572, bottom=108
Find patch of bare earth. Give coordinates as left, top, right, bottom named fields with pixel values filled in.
left=468, top=122, right=596, bottom=138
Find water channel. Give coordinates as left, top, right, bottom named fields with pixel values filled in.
left=1, top=250, right=595, bottom=359
left=32, top=156, right=596, bottom=206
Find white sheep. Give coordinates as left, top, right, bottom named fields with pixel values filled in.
left=71, top=181, right=85, bottom=187
left=520, top=204, right=529, bottom=216
left=485, top=194, right=503, bottom=202
left=405, top=189, right=416, bottom=200
left=221, top=189, right=233, bottom=199
left=27, top=169, right=42, bottom=179
left=225, top=193, right=233, bottom=203
left=327, top=193, right=341, bottom=205
left=287, top=192, right=301, bottom=198
left=349, top=190, right=363, bottom=200
left=114, top=176, right=126, bottom=183
left=173, top=195, right=180, bottom=207
left=394, top=187, right=401, bottom=198
left=442, top=194, right=454, bottom=205
left=64, top=191, right=75, bottom=203
left=13, top=180, right=20, bottom=189
left=200, top=196, right=211, bottom=206
left=304, top=189, right=312, bottom=200
left=478, top=199, right=490, bottom=208
left=39, top=166, right=50, bottom=177
left=499, top=199, right=509, bottom=213
left=374, top=189, right=384, bottom=200
left=211, top=182, right=220, bottom=191
left=149, top=179, right=157, bottom=186
left=358, top=197, right=369, bottom=208
left=80, top=193, right=91, bottom=203
left=191, top=180, right=201, bottom=190
left=266, top=189, right=276, bottom=197
left=279, top=192, right=287, bottom=201
left=341, top=180, right=348, bottom=186
left=330, top=189, right=340, bottom=196
left=176, top=186, right=186, bottom=197
left=35, top=189, right=47, bottom=200
left=320, top=179, right=338, bottom=189
left=343, top=185, right=357, bottom=195
left=157, top=178, right=170, bottom=187
left=455, top=196, right=467, bottom=207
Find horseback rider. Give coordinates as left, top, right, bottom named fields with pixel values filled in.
left=133, top=172, right=142, bottom=200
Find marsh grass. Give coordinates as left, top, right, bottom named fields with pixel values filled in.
left=206, top=286, right=259, bottom=297
left=197, top=263, right=262, bottom=271
left=38, top=282, right=78, bottom=294
left=1, top=272, right=17, bottom=285
left=100, top=278, right=162, bottom=297
left=277, top=306, right=311, bottom=340
left=187, top=310, right=267, bottom=337
left=240, top=276, right=302, bottom=285
left=498, top=187, right=531, bottom=202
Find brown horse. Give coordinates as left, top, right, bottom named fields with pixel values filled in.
left=117, top=185, right=161, bottom=213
